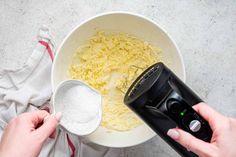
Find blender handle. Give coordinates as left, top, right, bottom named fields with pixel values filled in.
left=164, top=76, right=213, bottom=142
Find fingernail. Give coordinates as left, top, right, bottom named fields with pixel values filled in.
left=55, top=112, right=63, bottom=121
left=167, top=129, right=180, bottom=140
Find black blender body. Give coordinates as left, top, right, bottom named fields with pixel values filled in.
left=124, top=62, right=212, bottom=157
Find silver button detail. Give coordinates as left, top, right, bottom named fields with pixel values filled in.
left=189, top=120, right=201, bottom=132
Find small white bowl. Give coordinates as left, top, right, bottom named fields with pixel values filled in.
left=52, top=11, right=186, bottom=147
left=52, top=80, right=102, bottom=136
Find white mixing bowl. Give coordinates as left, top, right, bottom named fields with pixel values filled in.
left=52, top=11, right=186, bottom=147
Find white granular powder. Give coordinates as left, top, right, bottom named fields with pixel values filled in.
left=62, top=85, right=100, bottom=123
left=56, top=84, right=102, bottom=135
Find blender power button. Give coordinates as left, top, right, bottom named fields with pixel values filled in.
left=167, top=99, right=183, bottom=114
left=189, top=120, right=201, bottom=132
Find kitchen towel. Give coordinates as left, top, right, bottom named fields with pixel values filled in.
left=0, top=26, right=122, bottom=157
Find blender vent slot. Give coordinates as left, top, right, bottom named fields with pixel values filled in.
left=129, top=65, right=159, bottom=98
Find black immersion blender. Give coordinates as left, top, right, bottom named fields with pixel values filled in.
left=124, top=62, right=212, bottom=157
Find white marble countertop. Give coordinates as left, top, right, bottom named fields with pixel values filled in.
left=1, top=0, right=236, bottom=156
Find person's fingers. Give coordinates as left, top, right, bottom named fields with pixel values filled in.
left=26, top=110, right=50, bottom=128
left=193, top=102, right=226, bottom=130
left=49, top=130, right=56, bottom=139
left=167, top=128, right=216, bottom=157
left=33, top=112, right=62, bottom=142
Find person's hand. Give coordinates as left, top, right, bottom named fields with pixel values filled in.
left=167, top=102, right=236, bottom=157
left=0, top=110, right=62, bottom=157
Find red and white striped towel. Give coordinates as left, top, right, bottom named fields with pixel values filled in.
left=0, top=26, right=121, bottom=157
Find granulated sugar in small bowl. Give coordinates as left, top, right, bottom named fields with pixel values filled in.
left=53, top=80, right=102, bottom=136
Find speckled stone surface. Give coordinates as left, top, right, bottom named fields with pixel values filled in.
left=1, top=0, right=236, bottom=156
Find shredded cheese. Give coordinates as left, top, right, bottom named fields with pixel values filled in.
left=68, top=31, right=162, bottom=131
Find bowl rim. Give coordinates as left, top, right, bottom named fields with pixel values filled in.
left=51, top=11, right=186, bottom=147
left=52, top=11, right=186, bottom=90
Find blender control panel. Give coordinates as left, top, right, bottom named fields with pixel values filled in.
left=163, top=97, right=212, bottom=142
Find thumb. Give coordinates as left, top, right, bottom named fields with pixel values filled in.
left=167, top=128, right=214, bottom=156
left=34, top=112, right=62, bottom=141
